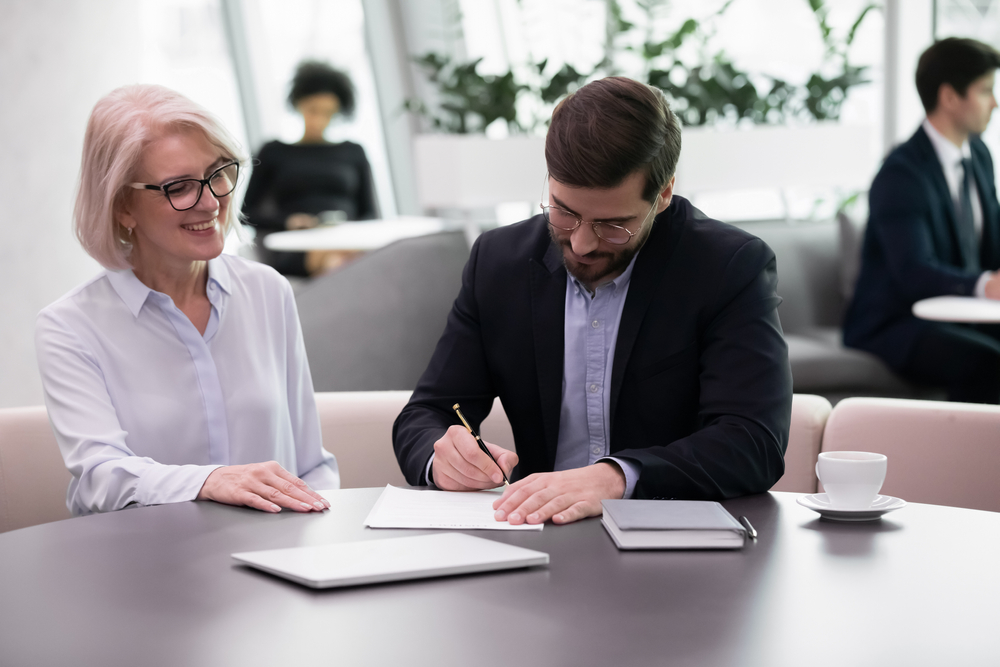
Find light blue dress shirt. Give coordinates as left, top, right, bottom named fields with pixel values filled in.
left=555, top=254, right=641, bottom=498
left=35, top=254, right=339, bottom=516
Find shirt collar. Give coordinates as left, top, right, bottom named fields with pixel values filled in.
left=207, top=255, right=232, bottom=297
left=105, top=256, right=232, bottom=319
left=923, top=118, right=972, bottom=167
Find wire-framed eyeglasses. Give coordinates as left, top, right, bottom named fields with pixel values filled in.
left=129, top=161, right=240, bottom=212
left=540, top=197, right=657, bottom=245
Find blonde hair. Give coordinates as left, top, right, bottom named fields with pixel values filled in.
left=74, top=84, right=247, bottom=269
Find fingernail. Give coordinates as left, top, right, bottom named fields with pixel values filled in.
left=300, top=502, right=312, bottom=510
left=509, top=512, right=521, bottom=523
left=313, top=501, right=325, bottom=510
left=270, top=504, right=281, bottom=512
left=323, top=499, right=331, bottom=508
left=492, top=473, right=501, bottom=484
left=528, top=513, right=539, bottom=522
left=494, top=509, right=506, bottom=520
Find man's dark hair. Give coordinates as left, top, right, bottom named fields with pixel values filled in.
left=288, top=61, right=356, bottom=117
left=916, top=37, right=1000, bottom=113
left=545, top=77, right=681, bottom=202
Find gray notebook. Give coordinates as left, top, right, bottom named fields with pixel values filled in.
left=232, top=533, right=549, bottom=589
left=602, top=500, right=747, bottom=550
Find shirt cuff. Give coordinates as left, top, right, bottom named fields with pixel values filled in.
left=134, top=463, right=224, bottom=507
left=601, top=457, right=639, bottom=499
left=423, top=452, right=437, bottom=487
left=975, top=271, right=993, bottom=298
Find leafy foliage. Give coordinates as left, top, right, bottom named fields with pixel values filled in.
left=404, top=0, right=880, bottom=133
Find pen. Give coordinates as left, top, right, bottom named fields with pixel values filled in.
left=453, top=403, right=510, bottom=487
left=739, top=515, right=757, bottom=540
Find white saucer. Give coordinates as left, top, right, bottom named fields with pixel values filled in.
left=797, top=493, right=906, bottom=522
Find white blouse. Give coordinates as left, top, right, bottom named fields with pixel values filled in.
left=35, top=253, right=339, bottom=516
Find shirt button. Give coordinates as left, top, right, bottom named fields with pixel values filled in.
left=592, top=320, right=600, bottom=328
left=589, top=383, right=599, bottom=393
left=592, top=446, right=602, bottom=455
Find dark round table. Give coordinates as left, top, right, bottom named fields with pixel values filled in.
left=1, top=489, right=997, bottom=666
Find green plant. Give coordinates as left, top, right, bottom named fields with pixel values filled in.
left=625, top=0, right=878, bottom=125
left=403, top=0, right=880, bottom=132
left=403, top=54, right=529, bottom=134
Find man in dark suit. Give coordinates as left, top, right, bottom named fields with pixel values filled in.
left=393, top=77, right=791, bottom=526
left=844, top=38, right=1000, bottom=403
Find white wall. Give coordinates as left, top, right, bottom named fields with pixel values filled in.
left=0, top=1, right=141, bottom=407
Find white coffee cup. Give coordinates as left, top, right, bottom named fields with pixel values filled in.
left=815, top=451, right=887, bottom=510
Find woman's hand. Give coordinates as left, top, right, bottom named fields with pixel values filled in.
left=197, top=461, right=331, bottom=513
left=286, top=213, right=319, bottom=230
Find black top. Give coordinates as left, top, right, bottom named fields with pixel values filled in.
left=242, top=140, right=378, bottom=232
left=843, top=127, right=1000, bottom=369
left=393, top=196, right=793, bottom=500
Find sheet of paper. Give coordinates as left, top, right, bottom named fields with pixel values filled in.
left=362, top=485, right=544, bottom=531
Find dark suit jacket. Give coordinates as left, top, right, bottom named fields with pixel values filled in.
left=843, top=127, right=1000, bottom=370
left=393, top=196, right=792, bottom=500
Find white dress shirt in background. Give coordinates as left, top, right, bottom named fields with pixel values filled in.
left=35, top=253, right=339, bottom=516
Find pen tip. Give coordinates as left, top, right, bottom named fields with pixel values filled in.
left=453, top=403, right=460, bottom=410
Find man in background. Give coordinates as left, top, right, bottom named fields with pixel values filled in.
left=845, top=37, right=1000, bottom=403
left=393, top=76, right=791, bottom=525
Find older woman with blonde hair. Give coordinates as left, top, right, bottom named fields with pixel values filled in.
left=35, top=84, right=338, bottom=515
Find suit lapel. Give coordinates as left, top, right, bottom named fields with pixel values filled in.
left=609, top=204, right=682, bottom=430
left=915, top=127, right=975, bottom=268
left=529, top=241, right=566, bottom=469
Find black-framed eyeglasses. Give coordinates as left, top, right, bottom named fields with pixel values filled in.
left=128, top=161, right=240, bottom=212
left=540, top=197, right=657, bottom=245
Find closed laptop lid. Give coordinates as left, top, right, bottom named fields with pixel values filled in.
left=232, top=533, right=549, bottom=589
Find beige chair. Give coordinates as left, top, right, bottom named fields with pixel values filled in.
left=315, top=391, right=515, bottom=489
left=0, top=390, right=829, bottom=533
left=0, top=406, right=72, bottom=534
left=771, top=394, right=832, bottom=493
left=317, top=390, right=825, bottom=493
left=821, top=397, right=1000, bottom=512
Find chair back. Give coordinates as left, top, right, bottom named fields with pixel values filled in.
left=314, top=391, right=515, bottom=489
left=821, top=397, right=1000, bottom=511
left=297, top=231, right=469, bottom=392
left=771, top=394, right=831, bottom=493
left=0, top=406, right=71, bottom=533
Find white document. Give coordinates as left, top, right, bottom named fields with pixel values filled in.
left=232, top=533, right=549, bottom=589
left=364, top=485, right=544, bottom=531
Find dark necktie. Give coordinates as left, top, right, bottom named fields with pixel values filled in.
left=958, top=157, right=980, bottom=272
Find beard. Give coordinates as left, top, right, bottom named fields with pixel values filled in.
left=549, top=223, right=652, bottom=290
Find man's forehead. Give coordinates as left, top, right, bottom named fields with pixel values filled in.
left=547, top=172, right=647, bottom=204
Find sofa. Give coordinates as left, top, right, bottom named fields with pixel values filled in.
left=735, top=218, right=935, bottom=402
left=297, top=219, right=930, bottom=402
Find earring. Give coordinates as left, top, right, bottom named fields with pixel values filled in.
left=126, top=226, right=133, bottom=238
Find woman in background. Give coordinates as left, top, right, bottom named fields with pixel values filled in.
left=243, top=61, right=378, bottom=276
left=35, top=84, right=339, bottom=515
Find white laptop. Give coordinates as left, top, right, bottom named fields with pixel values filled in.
left=232, top=533, right=549, bottom=589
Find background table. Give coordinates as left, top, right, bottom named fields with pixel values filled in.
left=2, top=489, right=998, bottom=666
left=262, top=217, right=448, bottom=252
left=912, top=295, right=1000, bottom=322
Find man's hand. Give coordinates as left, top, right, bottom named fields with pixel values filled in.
left=492, top=462, right=626, bottom=525
left=197, top=461, right=331, bottom=513
left=431, top=425, right=518, bottom=491
left=984, top=273, right=1000, bottom=300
